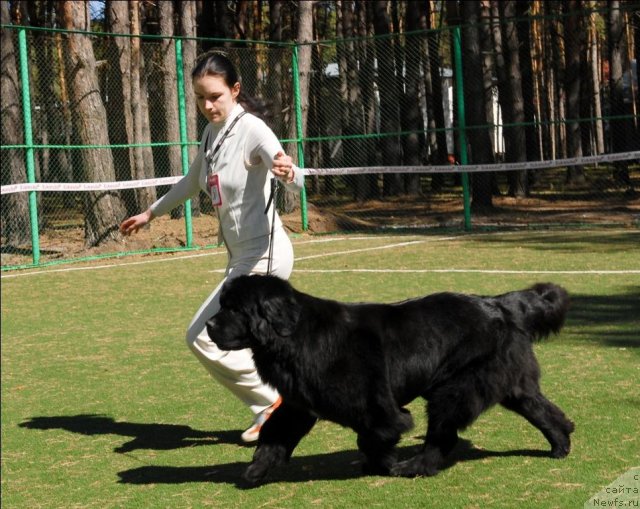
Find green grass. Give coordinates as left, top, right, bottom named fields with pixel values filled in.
left=2, top=229, right=639, bottom=508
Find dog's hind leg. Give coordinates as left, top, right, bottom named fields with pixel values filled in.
left=243, top=402, right=317, bottom=484
left=391, top=383, right=488, bottom=477
left=357, top=427, right=402, bottom=476
left=356, top=394, right=415, bottom=475
left=389, top=407, right=460, bottom=477
left=501, top=391, right=574, bottom=458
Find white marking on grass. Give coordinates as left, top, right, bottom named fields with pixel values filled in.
left=291, top=269, right=640, bottom=275
left=1, top=237, right=431, bottom=279
left=0, top=249, right=228, bottom=278
left=3, top=233, right=637, bottom=278
left=295, top=240, right=428, bottom=261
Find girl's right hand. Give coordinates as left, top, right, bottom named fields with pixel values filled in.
left=119, top=210, right=153, bottom=236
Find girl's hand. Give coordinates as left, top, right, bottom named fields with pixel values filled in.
left=119, top=210, right=153, bottom=236
left=272, top=151, right=295, bottom=182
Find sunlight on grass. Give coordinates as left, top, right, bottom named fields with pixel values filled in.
left=2, top=229, right=638, bottom=508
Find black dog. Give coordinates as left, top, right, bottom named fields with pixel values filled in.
left=206, top=275, right=574, bottom=484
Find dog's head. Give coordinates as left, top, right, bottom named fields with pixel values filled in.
left=206, top=274, right=301, bottom=351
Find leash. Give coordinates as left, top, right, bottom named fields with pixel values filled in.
left=264, top=178, right=278, bottom=275
left=204, top=111, right=247, bottom=169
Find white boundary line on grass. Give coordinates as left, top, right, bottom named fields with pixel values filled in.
left=292, top=268, right=640, bottom=275
left=295, top=239, right=429, bottom=261
left=0, top=249, right=227, bottom=279
left=3, top=234, right=639, bottom=279
left=206, top=268, right=640, bottom=274
left=0, top=237, right=434, bottom=279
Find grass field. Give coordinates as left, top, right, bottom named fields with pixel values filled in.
left=2, top=229, right=639, bottom=508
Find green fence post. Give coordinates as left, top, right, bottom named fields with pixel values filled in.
left=453, top=26, right=472, bottom=231
left=291, top=44, right=308, bottom=231
left=18, top=28, right=40, bottom=265
left=175, top=37, right=193, bottom=247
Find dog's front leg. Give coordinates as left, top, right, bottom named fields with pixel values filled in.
left=243, top=402, right=317, bottom=485
left=243, top=442, right=289, bottom=484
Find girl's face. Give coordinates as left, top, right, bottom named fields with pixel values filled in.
left=193, top=74, right=240, bottom=124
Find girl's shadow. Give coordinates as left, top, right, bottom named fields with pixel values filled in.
left=19, top=414, right=244, bottom=452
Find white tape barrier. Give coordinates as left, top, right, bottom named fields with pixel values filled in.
left=1, top=151, right=638, bottom=194
left=306, top=151, right=640, bottom=176
left=1, top=176, right=183, bottom=195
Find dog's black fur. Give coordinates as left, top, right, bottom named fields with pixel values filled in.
left=206, top=275, right=574, bottom=484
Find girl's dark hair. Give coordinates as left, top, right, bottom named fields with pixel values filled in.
left=192, top=50, right=239, bottom=86
left=192, top=50, right=271, bottom=122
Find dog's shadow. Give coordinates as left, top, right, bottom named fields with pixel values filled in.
left=19, top=414, right=245, bottom=453
left=19, top=415, right=551, bottom=488
left=116, top=439, right=551, bottom=488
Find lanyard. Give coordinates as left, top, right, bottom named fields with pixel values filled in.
left=204, top=111, right=247, bottom=173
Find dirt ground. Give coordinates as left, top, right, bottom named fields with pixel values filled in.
left=2, top=193, right=639, bottom=268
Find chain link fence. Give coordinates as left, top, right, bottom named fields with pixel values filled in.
left=2, top=6, right=639, bottom=270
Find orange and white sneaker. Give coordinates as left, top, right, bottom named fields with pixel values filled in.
left=241, top=397, right=283, bottom=444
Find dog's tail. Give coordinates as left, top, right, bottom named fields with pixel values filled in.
left=498, top=283, right=570, bottom=341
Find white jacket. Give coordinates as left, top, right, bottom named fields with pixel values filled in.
left=150, top=104, right=304, bottom=254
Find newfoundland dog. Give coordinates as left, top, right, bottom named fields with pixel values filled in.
left=206, top=275, right=574, bottom=484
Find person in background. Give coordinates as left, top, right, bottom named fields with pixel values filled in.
left=119, top=50, right=304, bottom=443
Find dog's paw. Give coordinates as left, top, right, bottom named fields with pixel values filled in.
left=242, top=462, right=270, bottom=485
left=390, top=456, right=439, bottom=478
left=550, top=442, right=571, bottom=459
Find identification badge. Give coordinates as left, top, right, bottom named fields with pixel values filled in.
left=208, top=174, right=222, bottom=207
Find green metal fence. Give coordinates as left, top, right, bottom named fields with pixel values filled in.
left=2, top=7, right=639, bottom=270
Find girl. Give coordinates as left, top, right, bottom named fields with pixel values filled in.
left=120, top=51, right=304, bottom=443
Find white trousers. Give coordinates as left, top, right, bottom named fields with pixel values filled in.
left=185, top=227, right=293, bottom=416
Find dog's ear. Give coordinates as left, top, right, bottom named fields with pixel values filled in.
left=258, top=294, right=301, bottom=338
left=247, top=312, right=271, bottom=343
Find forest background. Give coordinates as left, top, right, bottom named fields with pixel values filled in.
left=1, top=1, right=638, bottom=268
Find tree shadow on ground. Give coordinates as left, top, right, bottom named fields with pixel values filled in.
left=467, top=230, right=640, bottom=252
left=19, top=414, right=245, bottom=452
left=568, top=290, right=640, bottom=348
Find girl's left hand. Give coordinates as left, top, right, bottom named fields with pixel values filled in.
left=272, top=151, right=294, bottom=182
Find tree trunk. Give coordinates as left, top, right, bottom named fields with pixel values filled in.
left=357, top=0, right=379, bottom=198
left=58, top=0, right=126, bottom=246
left=635, top=8, right=640, bottom=132
left=515, top=1, right=538, bottom=165
left=548, top=0, right=566, bottom=159
left=563, top=0, right=586, bottom=185
left=54, top=31, right=74, bottom=208
left=105, top=0, right=136, bottom=216
left=589, top=4, right=604, bottom=154
left=267, top=1, right=284, bottom=137
left=1, top=1, right=30, bottom=245
left=158, top=0, right=183, bottom=219
left=401, top=0, right=424, bottom=196
left=129, top=0, right=156, bottom=211
left=200, top=0, right=235, bottom=48
left=339, top=1, right=376, bottom=201
left=499, top=1, right=528, bottom=197
left=461, top=0, right=495, bottom=210
left=423, top=1, right=449, bottom=191
left=607, top=0, right=632, bottom=187
left=295, top=0, right=313, bottom=153
left=284, top=0, right=313, bottom=213
left=373, top=1, right=403, bottom=197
